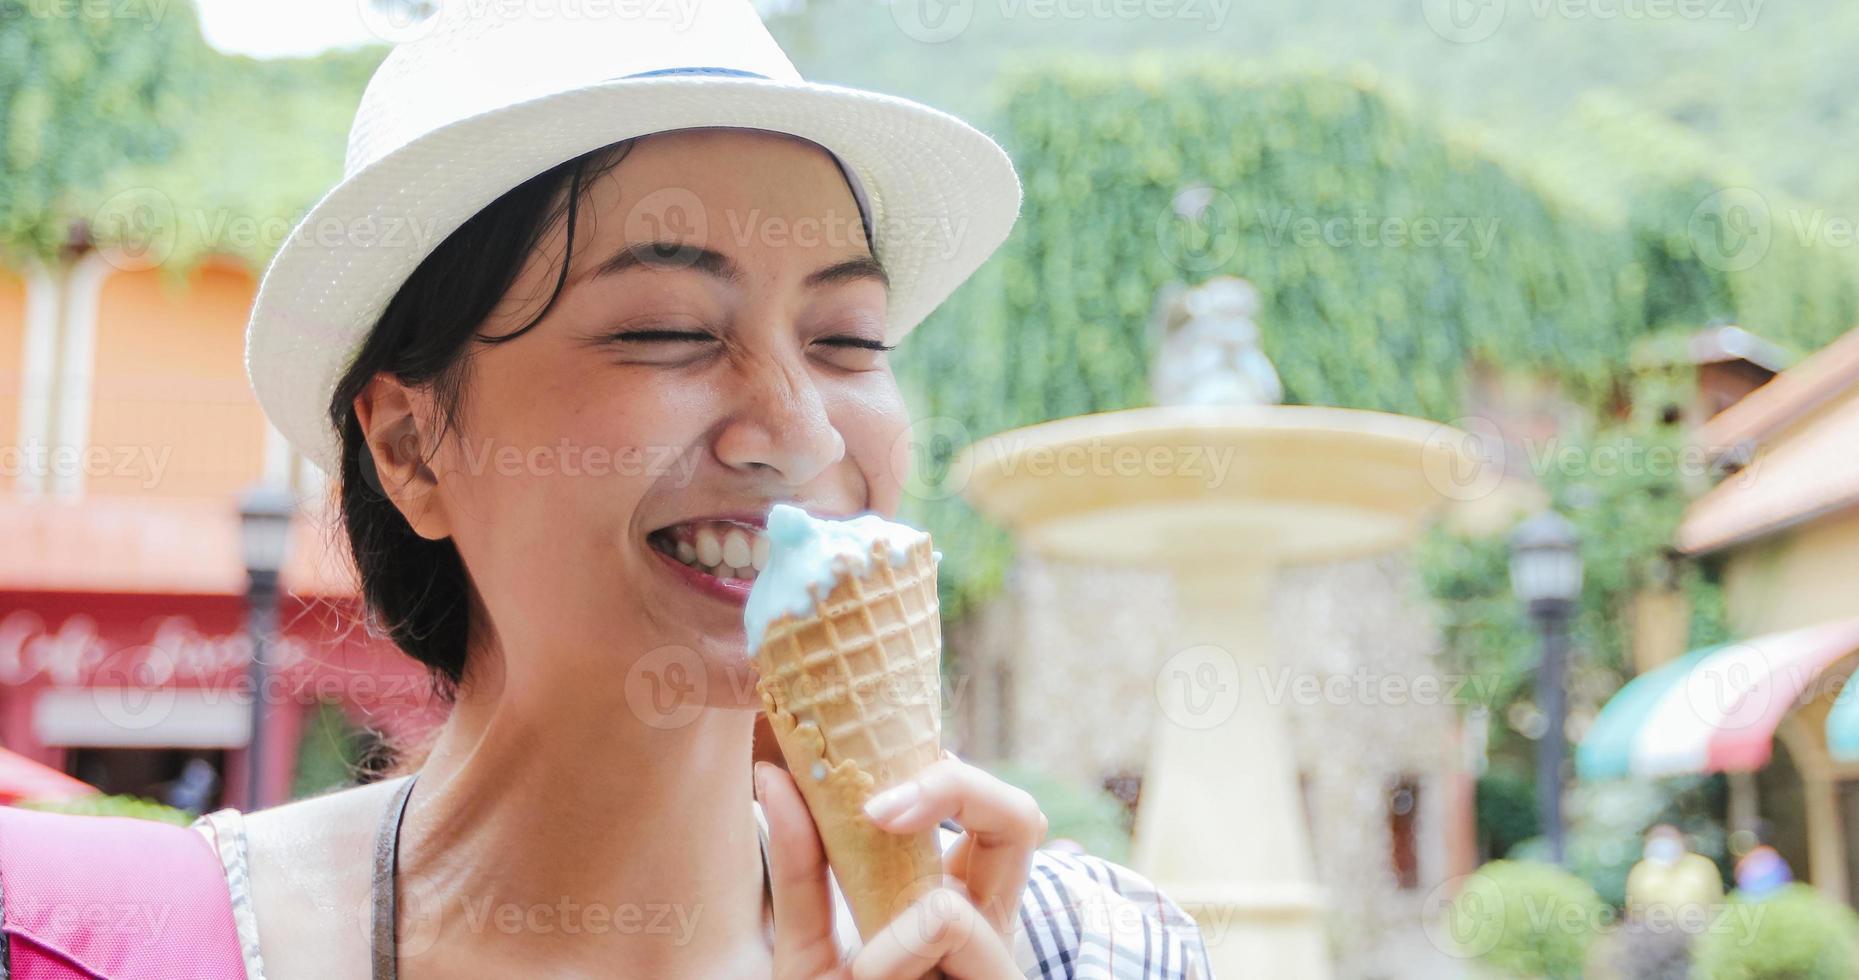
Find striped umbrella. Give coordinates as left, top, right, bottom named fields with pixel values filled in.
left=1577, top=618, right=1859, bottom=780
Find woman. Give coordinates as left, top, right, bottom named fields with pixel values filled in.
left=0, top=2, right=1212, bottom=977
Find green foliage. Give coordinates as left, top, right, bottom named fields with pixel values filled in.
left=978, top=759, right=1131, bottom=863
left=0, top=0, right=206, bottom=262
left=0, top=3, right=383, bottom=281
left=15, top=793, right=193, bottom=825
left=291, top=699, right=374, bottom=799
left=901, top=56, right=1857, bottom=621
left=1477, top=770, right=1542, bottom=859
left=1423, top=371, right=1733, bottom=831
left=1690, top=884, right=1859, bottom=980
left=1446, top=859, right=1608, bottom=979
left=772, top=0, right=1859, bottom=207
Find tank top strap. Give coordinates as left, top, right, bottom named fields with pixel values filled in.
left=190, top=808, right=269, bottom=980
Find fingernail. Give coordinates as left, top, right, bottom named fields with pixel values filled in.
left=753, top=762, right=768, bottom=803
left=864, top=781, right=921, bottom=823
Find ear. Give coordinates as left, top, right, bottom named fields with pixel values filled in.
left=352, top=373, right=453, bottom=541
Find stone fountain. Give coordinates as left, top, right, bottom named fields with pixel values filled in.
left=954, top=277, right=1472, bottom=979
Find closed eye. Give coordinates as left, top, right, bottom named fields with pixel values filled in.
left=815, top=335, right=896, bottom=352
left=608, top=329, right=716, bottom=343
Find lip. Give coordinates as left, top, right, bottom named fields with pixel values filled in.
left=649, top=538, right=755, bottom=607
left=650, top=512, right=770, bottom=534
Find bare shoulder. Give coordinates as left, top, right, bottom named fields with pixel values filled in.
left=241, top=776, right=409, bottom=980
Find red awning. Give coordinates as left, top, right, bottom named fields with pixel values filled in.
left=0, top=494, right=358, bottom=596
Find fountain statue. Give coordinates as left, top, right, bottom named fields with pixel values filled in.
left=956, top=276, right=1469, bottom=979
left=1149, top=276, right=1283, bottom=408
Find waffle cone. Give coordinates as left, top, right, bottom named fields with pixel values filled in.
left=752, top=535, right=945, bottom=943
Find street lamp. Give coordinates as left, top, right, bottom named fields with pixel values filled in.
left=1510, top=508, right=1583, bottom=865
left=240, top=483, right=296, bottom=812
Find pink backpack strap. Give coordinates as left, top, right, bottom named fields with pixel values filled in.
left=0, top=804, right=248, bottom=980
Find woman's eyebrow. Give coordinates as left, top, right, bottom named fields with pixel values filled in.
left=806, top=255, right=890, bottom=292
left=586, top=242, right=889, bottom=292
left=591, top=241, right=744, bottom=284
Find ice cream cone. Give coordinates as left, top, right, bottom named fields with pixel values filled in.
left=751, top=532, right=946, bottom=945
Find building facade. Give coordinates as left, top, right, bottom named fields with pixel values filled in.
left=0, top=252, right=443, bottom=813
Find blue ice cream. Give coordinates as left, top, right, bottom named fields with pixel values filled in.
left=744, top=504, right=936, bottom=652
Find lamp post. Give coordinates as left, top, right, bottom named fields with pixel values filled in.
left=240, top=483, right=295, bottom=812
left=1509, top=509, right=1583, bottom=865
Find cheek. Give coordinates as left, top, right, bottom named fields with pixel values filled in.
left=840, top=380, right=914, bottom=513
left=449, top=364, right=702, bottom=542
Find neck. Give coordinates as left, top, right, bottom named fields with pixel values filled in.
left=393, top=645, right=771, bottom=977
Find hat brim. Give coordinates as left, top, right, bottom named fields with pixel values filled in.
left=244, top=74, right=1022, bottom=477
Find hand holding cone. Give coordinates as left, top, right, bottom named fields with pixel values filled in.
left=746, top=506, right=948, bottom=967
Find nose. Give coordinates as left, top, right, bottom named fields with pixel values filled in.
left=712, top=355, right=846, bottom=485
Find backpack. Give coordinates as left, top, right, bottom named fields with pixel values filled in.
left=0, top=804, right=247, bottom=979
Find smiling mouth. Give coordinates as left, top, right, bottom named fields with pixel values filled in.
left=647, top=520, right=771, bottom=584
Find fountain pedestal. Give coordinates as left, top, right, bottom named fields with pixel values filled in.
left=957, top=405, right=1469, bottom=980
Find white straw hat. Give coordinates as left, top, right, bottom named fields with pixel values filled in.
left=244, top=0, right=1021, bottom=477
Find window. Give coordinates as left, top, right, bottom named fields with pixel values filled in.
left=1389, top=775, right=1421, bottom=890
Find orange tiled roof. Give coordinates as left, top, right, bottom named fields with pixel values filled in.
left=0, top=494, right=359, bottom=596
left=1700, top=326, right=1859, bottom=456
left=1677, top=392, right=1859, bottom=555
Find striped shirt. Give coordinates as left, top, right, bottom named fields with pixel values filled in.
left=185, top=795, right=1214, bottom=979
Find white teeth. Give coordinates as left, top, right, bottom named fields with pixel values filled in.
left=722, top=528, right=752, bottom=569
left=695, top=526, right=722, bottom=567
left=675, top=539, right=697, bottom=564
left=751, top=533, right=770, bottom=572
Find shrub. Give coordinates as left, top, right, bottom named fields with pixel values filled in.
left=1690, top=884, right=1859, bottom=980
left=15, top=793, right=193, bottom=826
left=980, top=760, right=1132, bottom=863
left=1444, top=859, right=1608, bottom=979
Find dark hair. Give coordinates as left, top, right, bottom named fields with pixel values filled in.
left=326, top=139, right=638, bottom=778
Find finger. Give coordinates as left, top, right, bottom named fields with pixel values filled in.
left=850, top=886, right=1017, bottom=980
left=862, top=758, right=1046, bottom=936
left=756, top=761, right=840, bottom=975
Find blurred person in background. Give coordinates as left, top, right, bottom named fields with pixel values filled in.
left=1627, top=823, right=1724, bottom=918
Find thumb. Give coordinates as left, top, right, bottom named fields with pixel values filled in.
left=757, top=761, right=843, bottom=977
